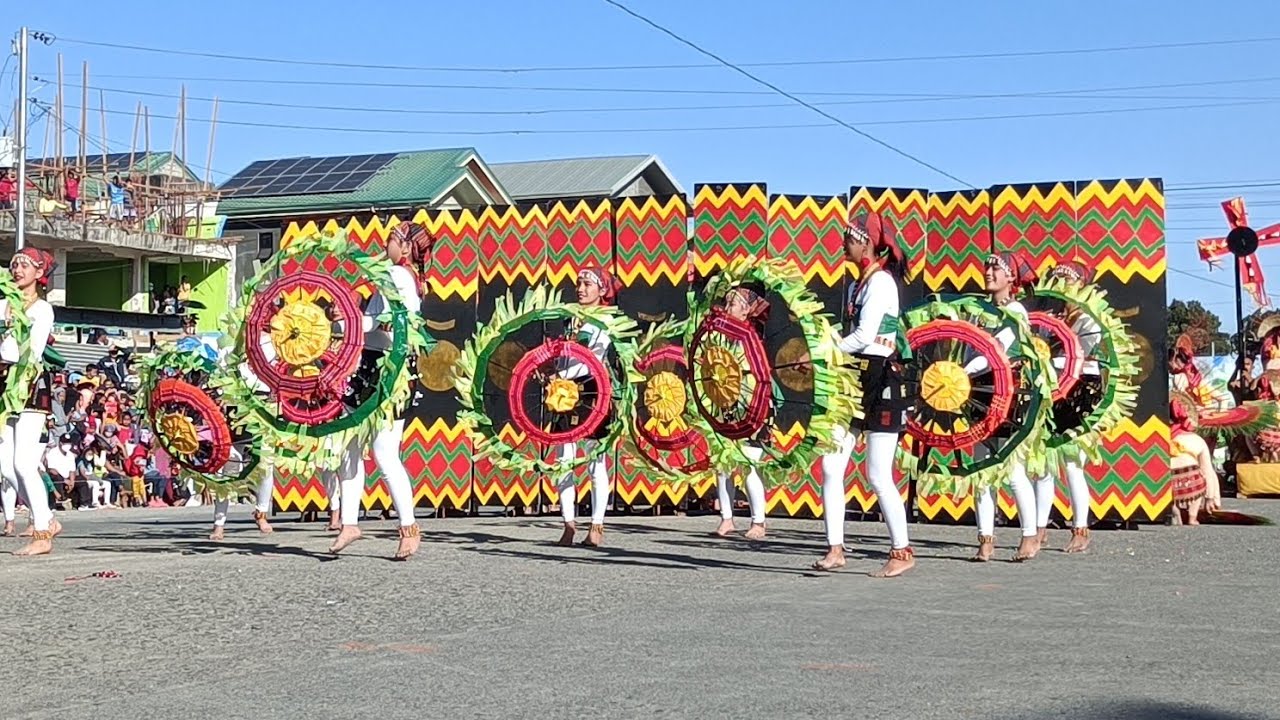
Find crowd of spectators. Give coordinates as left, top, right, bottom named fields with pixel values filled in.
left=37, top=328, right=204, bottom=514
left=1, top=167, right=153, bottom=230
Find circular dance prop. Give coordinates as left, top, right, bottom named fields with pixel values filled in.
left=222, top=231, right=428, bottom=473
left=1028, top=311, right=1083, bottom=402
left=457, top=285, right=640, bottom=476
left=899, top=295, right=1055, bottom=497
left=1034, top=276, right=1140, bottom=465
left=138, top=350, right=259, bottom=496
left=624, top=321, right=713, bottom=480
left=684, top=257, right=856, bottom=485
left=0, top=271, right=37, bottom=422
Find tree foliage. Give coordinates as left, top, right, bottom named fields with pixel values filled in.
left=1168, top=299, right=1232, bottom=356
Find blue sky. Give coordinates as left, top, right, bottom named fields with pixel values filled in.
left=6, top=0, right=1279, bottom=329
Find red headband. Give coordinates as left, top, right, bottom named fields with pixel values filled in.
left=578, top=265, right=619, bottom=304
left=1049, top=260, right=1091, bottom=284
left=1170, top=390, right=1199, bottom=435
left=987, top=252, right=1038, bottom=290
left=847, top=212, right=906, bottom=270
left=12, top=247, right=56, bottom=287
left=388, top=222, right=435, bottom=267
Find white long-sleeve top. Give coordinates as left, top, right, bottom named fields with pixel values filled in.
left=837, top=270, right=898, bottom=358
left=0, top=297, right=54, bottom=365
left=560, top=320, right=613, bottom=380
left=361, top=265, right=422, bottom=333
left=965, top=300, right=1027, bottom=376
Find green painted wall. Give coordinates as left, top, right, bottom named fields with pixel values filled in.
left=148, top=259, right=228, bottom=332
left=66, top=260, right=131, bottom=309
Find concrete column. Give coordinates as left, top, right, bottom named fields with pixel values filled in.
left=47, top=249, right=67, bottom=306
left=125, top=255, right=148, bottom=313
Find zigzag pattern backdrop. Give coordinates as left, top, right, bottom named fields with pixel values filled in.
left=613, top=195, right=695, bottom=509
left=251, top=175, right=1166, bottom=526
left=474, top=205, right=547, bottom=509
left=540, top=200, right=614, bottom=506
left=1074, top=179, right=1170, bottom=521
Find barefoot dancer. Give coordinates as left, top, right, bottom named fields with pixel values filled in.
left=709, top=281, right=774, bottom=541
left=0, top=249, right=61, bottom=556
left=208, top=454, right=275, bottom=541
left=553, top=266, right=618, bottom=548
left=815, top=212, right=914, bottom=577
left=968, top=252, right=1043, bottom=563
left=714, top=446, right=766, bottom=539
left=1031, top=261, right=1102, bottom=554
left=1170, top=391, right=1221, bottom=525
left=330, top=222, right=432, bottom=560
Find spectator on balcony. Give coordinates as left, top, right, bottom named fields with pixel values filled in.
left=64, top=169, right=81, bottom=216
left=177, top=275, right=192, bottom=310
left=123, top=175, right=139, bottom=227
left=0, top=169, right=14, bottom=210
left=108, top=175, right=127, bottom=225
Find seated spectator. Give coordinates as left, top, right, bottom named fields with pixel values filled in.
left=101, top=425, right=128, bottom=505
left=80, top=364, right=102, bottom=389
left=44, top=433, right=81, bottom=508
left=98, top=341, right=130, bottom=387
left=77, top=436, right=110, bottom=509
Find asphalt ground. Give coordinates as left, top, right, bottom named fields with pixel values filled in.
left=1, top=500, right=1277, bottom=720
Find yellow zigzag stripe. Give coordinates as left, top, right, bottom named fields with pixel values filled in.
left=765, top=487, right=821, bottom=517
left=1106, top=416, right=1169, bottom=444
left=616, top=194, right=687, bottom=224
left=851, top=187, right=929, bottom=215
left=1074, top=178, right=1166, bottom=210
left=928, top=189, right=991, bottom=215
left=990, top=182, right=1075, bottom=213
left=1093, top=256, right=1166, bottom=284
left=618, top=261, right=684, bottom=287
left=694, top=184, right=768, bottom=209
left=925, top=264, right=986, bottom=291
left=768, top=194, right=847, bottom=223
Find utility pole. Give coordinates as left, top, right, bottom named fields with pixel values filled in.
left=14, top=26, right=29, bottom=250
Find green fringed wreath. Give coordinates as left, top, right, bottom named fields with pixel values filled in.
left=138, top=349, right=261, bottom=499
left=456, top=284, right=641, bottom=477
left=1033, top=276, right=1139, bottom=468
left=685, top=257, right=857, bottom=487
left=900, top=294, right=1056, bottom=497
left=219, top=231, right=430, bottom=474
left=623, top=319, right=717, bottom=484
left=0, top=271, right=36, bottom=422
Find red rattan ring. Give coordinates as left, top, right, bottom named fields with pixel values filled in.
left=245, top=270, right=363, bottom=425
left=635, top=344, right=700, bottom=451
left=906, top=319, right=1015, bottom=451
left=508, top=339, right=612, bottom=445
left=150, top=377, right=233, bottom=473
left=1028, top=311, right=1084, bottom=402
left=688, top=310, right=772, bottom=440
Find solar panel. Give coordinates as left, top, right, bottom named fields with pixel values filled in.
left=218, top=153, right=397, bottom=199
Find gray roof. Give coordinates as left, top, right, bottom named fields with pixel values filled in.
left=489, top=154, right=684, bottom=201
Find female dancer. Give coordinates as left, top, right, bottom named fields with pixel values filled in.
left=0, top=248, right=60, bottom=556
left=554, top=265, right=617, bottom=547
left=713, top=282, right=771, bottom=540
left=329, top=222, right=431, bottom=560
left=814, top=212, right=913, bottom=577
left=1032, top=261, right=1099, bottom=553
left=1170, top=391, right=1221, bottom=525
left=208, top=455, right=276, bottom=540
left=968, top=252, right=1043, bottom=562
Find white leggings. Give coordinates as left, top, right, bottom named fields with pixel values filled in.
left=556, top=441, right=609, bottom=525
left=1033, top=455, right=1090, bottom=530
left=717, top=444, right=766, bottom=524
left=821, top=429, right=908, bottom=549
left=0, top=412, right=53, bottom=532
left=329, top=420, right=417, bottom=528
left=976, top=461, right=1037, bottom=538
left=212, top=466, right=277, bottom=528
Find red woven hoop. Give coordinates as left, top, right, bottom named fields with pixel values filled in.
left=688, top=311, right=772, bottom=440
left=508, top=339, right=612, bottom=445
left=1028, top=311, right=1084, bottom=402
left=631, top=343, right=713, bottom=474
left=635, top=344, right=699, bottom=451
left=150, top=377, right=233, bottom=473
left=906, top=319, right=1015, bottom=451
left=245, top=269, right=364, bottom=425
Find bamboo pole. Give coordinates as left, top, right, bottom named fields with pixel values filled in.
left=99, top=89, right=108, bottom=178
left=130, top=101, right=141, bottom=172
left=79, top=62, right=88, bottom=172
left=204, top=96, right=219, bottom=187
left=55, top=54, right=64, bottom=166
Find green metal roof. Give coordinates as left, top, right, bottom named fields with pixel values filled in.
left=217, top=148, right=497, bottom=218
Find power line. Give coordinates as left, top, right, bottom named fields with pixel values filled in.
left=1166, top=181, right=1280, bottom=192
left=1168, top=266, right=1237, bottom=289
left=51, top=97, right=1280, bottom=140
left=44, top=82, right=1280, bottom=118
left=39, top=71, right=1280, bottom=99
left=51, top=34, right=1280, bottom=73
left=601, top=0, right=973, bottom=187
